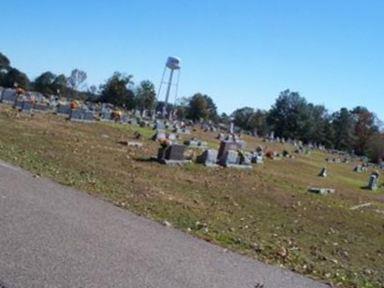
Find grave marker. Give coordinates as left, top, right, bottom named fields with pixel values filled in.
left=219, top=150, right=239, bottom=167
left=252, top=154, right=264, bottom=164
left=319, top=168, right=327, bottom=177
left=157, top=144, right=190, bottom=165
left=1, top=89, right=17, bottom=103
left=197, top=149, right=218, bottom=167
left=308, top=187, right=335, bottom=195
left=367, top=172, right=380, bottom=191
left=217, top=140, right=243, bottom=160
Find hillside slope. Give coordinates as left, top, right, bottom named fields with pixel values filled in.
left=0, top=104, right=383, bottom=288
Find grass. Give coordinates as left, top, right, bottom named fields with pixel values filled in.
left=0, top=104, right=383, bottom=288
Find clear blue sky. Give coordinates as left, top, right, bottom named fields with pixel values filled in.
left=1, top=0, right=383, bottom=119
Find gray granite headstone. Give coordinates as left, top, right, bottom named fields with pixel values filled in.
left=71, top=109, right=84, bottom=120
left=57, top=104, right=71, bottom=115
left=368, top=174, right=379, bottom=191
left=14, top=101, right=23, bottom=109
left=319, top=168, right=327, bottom=177
left=239, top=151, right=252, bottom=166
left=21, top=101, right=34, bottom=111
left=185, top=138, right=208, bottom=149
left=218, top=140, right=243, bottom=160
left=70, top=109, right=94, bottom=121
left=158, top=144, right=185, bottom=162
left=101, top=111, right=112, bottom=120
left=216, top=133, right=225, bottom=141
left=34, top=103, right=49, bottom=111
left=354, top=165, right=365, bottom=173
left=252, top=154, right=264, bottom=164
left=155, top=120, right=166, bottom=130
left=1, top=89, right=17, bottom=103
left=219, top=150, right=239, bottom=167
left=152, top=130, right=166, bottom=141
left=308, top=187, right=335, bottom=195
left=128, top=118, right=138, bottom=125
left=83, top=111, right=95, bottom=121
left=167, top=133, right=177, bottom=141
left=120, top=115, right=129, bottom=123
left=197, top=149, right=218, bottom=166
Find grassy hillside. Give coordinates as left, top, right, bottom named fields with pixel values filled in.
left=0, top=104, right=383, bottom=288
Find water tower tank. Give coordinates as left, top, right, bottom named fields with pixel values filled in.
left=166, top=57, right=181, bottom=70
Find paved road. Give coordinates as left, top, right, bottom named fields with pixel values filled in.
left=0, top=161, right=328, bottom=288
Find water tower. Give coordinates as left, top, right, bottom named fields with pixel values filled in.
left=158, top=56, right=181, bottom=118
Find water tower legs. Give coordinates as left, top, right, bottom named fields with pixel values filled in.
left=162, top=69, right=174, bottom=118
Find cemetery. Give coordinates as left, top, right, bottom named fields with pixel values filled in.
left=0, top=98, right=384, bottom=288
left=0, top=0, right=383, bottom=284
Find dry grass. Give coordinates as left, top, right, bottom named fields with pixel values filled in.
left=0, top=104, right=383, bottom=288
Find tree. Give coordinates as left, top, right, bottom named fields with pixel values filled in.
left=366, top=133, right=384, bottom=163
left=172, top=97, right=189, bottom=120
left=85, top=85, right=99, bottom=101
left=67, top=69, right=87, bottom=97
left=219, top=113, right=231, bottom=125
left=33, top=71, right=56, bottom=95
left=232, top=107, right=254, bottom=130
left=135, top=80, right=156, bottom=112
left=0, top=52, right=10, bottom=70
left=247, top=109, right=269, bottom=136
left=332, top=108, right=356, bottom=152
left=99, top=72, right=135, bottom=109
left=186, top=93, right=218, bottom=122
left=322, top=118, right=336, bottom=148
left=3, top=68, right=30, bottom=89
left=230, top=107, right=269, bottom=136
left=351, top=106, right=378, bottom=155
left=88, top=85, right=98, bottom=95
left=267, top=90, right=310, bottom=140
left=304, top=104, right=329, bottom=144
left=51, top=74, right=68, bottom=97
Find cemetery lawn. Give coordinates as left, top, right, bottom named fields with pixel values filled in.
left=0, top=104, right=383, bottom=288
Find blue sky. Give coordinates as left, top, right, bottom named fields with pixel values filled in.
left=1, top=0, right=383, bottom=119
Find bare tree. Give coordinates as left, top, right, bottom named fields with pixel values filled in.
left=67, top=69, right=87, bottom=98
left=88, top=85, right=98, bottom=95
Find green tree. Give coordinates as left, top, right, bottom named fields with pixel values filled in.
left=322, top=119, right=336, bottom=148
left=0, top=52, right=11, bottom=71
left=3, top=68, right=30, bottom=89
left=51, top=74, right=68, bottom=95
left=33, top=71, right=56, bottom=95
left=186, top=93, right=217, bottom=122
left=219, top=113, right=231, bottom=125
left=267, top=90, right=310, bottom=140
left=231, top=107, right=269, bottom=136
left=332, top=108, right=356, bottom=152
left=99, top=72, right=135, bottom=109
left=135, top=80, right=156, bottom=112
left=232, top=107, right=254, bottom=130
left=247, top=109, right=269, bottom=136
left=304, top=104, right=329, bottom=144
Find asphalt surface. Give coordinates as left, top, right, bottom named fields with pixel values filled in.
left=0, top=161, right=329, bottom=288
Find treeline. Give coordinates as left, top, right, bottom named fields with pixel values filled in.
left=0, top=52, right=218, bottom=120
left=0, top=52, right=94, bottom=100
left=230, top=90, right=383, bottom=162
left=0, top=52, right=383, bottom=162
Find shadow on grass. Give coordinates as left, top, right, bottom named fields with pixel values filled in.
left=134, top=156, right=158, bottom=163
left=360, top=185, right=384, bottom=193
